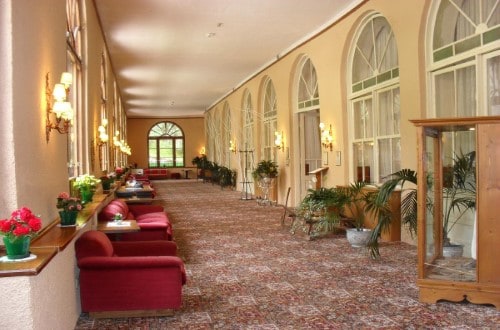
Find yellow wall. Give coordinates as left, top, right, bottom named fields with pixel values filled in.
left=127, top=117, right=205, bottom=171
left=207, top=0, right=429, bottom=207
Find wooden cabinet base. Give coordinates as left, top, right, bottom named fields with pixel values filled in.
left=418, top=280, right=500, bottom=310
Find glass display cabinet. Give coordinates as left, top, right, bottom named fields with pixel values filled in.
left=411, top=116, right=500, bottom=310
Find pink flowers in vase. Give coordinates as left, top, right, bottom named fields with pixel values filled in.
left=56, top=192, right=84, bottom=212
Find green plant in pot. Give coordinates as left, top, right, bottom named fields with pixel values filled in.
left=73, top=174, right=100, bottom=204
left=365, top=151, right=475, bottom=259
left=337, top=182, right=374, bottom=247
left=439, top=151, right=476, bottom=256
left=56, top=192, right=83, bottom=226
left=252, top=160, right=278, bottom=180
left=364, top=169, right=418, bottom=259
left=295, top=187, right=351, bottom=236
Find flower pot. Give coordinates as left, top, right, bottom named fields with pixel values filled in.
left=3, top=236, right=31, bottom=260
left=59, top=210, right=78, bottom=226
left=443, top=244, right=464, bottom=258
left=102, top=180, right=112, bottom=191
left=80, top=189, right=94, bottom=204
left=346, top=228, right=372, bottom=248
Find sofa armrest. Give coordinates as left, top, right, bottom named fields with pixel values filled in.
left=78, top=256, right=184, bottom=270
left=112, top=240, right=177, bottom=256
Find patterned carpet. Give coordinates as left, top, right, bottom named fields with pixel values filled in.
left=75, top=180, right=500, bottom=329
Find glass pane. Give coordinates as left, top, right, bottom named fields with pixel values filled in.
left=353, top=101, right=363, bottom=139
left=378, top=90, right=392, bottom=135
left=487, top=55, right=500, bottom=115
left=175, top=139, right=184, bottom=167
left=424, top=131, right=477, bottom=283
left=364, top=99, right=373, bottom=138
left=148, top=139, right=157, bottom=167
left=456, top=66, right=476, bottom=117
left=379, top=139, right=391, bottom=180
left=435, top=71, right=455, bottom=117
left=363, top=142, right=373, bottom=183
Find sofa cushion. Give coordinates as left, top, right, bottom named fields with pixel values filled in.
left=75, top=231, right=114, bottom=260
left=98, top=201, right=134, bottom=221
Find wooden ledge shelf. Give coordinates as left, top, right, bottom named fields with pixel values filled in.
left=0, top=190, right=115, bottom=278
left=0, top=247, right=57, bottom=277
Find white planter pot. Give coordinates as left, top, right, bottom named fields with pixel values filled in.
left=443, top=244, right=464, bottom=258
left=346, top=228, right=372, bottom=248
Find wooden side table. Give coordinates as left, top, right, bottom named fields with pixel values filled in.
left=97, top=220, right=140, bottom=234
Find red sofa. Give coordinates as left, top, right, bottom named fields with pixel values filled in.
left=75, top=231, right=186, bottom=317
left=144, top=168, right=170, bottom=180
left=98, top=199, right=172, bottom=241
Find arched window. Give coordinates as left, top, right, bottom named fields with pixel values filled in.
left=428, top=0, right=500, bottom=163
left=99, top=51, right=109, bottom=172
left=262, top=78, right=277, bottom=162
left=66, top=0, right=84, bottom=176
left=148, top=122, right=185, bottom=168
left=298, top=57, right=320, bottom=109
left=296, top=56, right=322, bottom=194
left=348, top=14, right=400, bottom=183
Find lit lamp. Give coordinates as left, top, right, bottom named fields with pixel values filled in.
left=200, top=147, right=206, bottom=155
left=319, top=122, right=333, bottom=151
left=275, top=131, right=284, bottom=150
left=46, top=72, right=73, bottom=142
left=229, top=140, right=236, bottom=153
left=97, top=118, right=109, bottom=145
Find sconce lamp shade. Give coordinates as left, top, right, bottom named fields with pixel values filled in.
left=52, top=84, right=67, bottom=101
left=60, top=72, right=73, bottom=87
left=52, top=101, right=72, bottom=119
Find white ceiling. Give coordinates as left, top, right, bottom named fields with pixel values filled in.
left=94, top=0, right=361, bottom=118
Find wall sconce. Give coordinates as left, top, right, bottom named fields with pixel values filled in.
left=113, top=131, right=121, bottom=148
left=97, top=118, right=109, bottom=146
left=200, top=147, right=206, bottom=155
left=229, top=140, right=236, bottom=153
left=319, top=122, right=333, bottom=151
left=275, top=131, right=284, bottom=150
left=45, top=72, right=73, bottom=142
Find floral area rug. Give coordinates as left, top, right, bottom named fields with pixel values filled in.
left=76, top=180, right=500, bottom=329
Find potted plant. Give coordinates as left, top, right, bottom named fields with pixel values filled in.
left=294, top=187, right=351, bottom=238
left=440, top=151, right=476, bottom=257
left=364, top=169, right=418, bottom=259
left=252, top=160, right=278, bottom=180
left=56, top=192, right=83, bottom=226
left=73, top=174, right=101, bottom=204
left=364, top=151, right=475, bottom=259
left=338, top=182, right=374, bottom=248
left=0, top=207, right=42, bottom=259
left=100, top=173, right=115, bottom=192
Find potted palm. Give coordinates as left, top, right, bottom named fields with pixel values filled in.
left=339, top=182, right=373, bottom=247
left=365, top=151, right=475, bottom=259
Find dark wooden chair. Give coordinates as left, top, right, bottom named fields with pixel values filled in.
left=281, top=187, right=297, bottom=226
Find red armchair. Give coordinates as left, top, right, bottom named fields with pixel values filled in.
left=75, top=230, right=186, bottom=317
left=98, top=199, right=172, bottom=241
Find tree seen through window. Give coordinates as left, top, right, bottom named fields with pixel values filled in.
left=148, top=122, right=185, bottom=168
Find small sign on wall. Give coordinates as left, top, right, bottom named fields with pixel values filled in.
left=335, top=151, right=341, bottom=166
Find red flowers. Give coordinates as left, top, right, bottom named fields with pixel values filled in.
left=0, top=207, right=42, bottom=239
